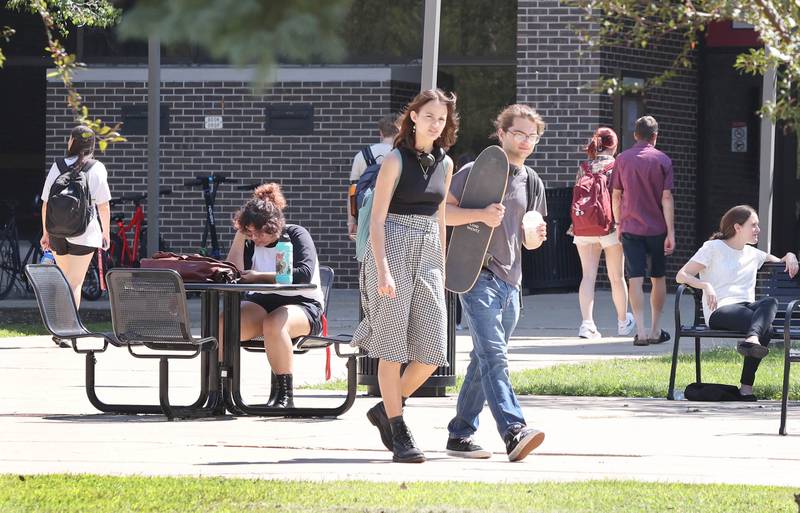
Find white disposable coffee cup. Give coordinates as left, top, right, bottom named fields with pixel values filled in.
left=522, top=210, right=545, bottom=243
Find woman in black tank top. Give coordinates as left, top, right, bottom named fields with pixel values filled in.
left=352, top=89, right=458, bottom=463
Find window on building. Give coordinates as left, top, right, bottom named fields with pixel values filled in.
left=616, top=76, right=645, bottom=150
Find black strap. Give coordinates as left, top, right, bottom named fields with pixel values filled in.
left=55, top=158, right=97, bottom=175
left=243, top=239, right=255, bottom=271
left=524, top=166, right=542, bottom=212
left=361, top=146, right=377, bottom=167
left=55, top=158, right=69, bottom=174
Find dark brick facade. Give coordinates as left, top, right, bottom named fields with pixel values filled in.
left=46, top=69, right=420, bottom=287
left=517, top=0, right=698, bottom=286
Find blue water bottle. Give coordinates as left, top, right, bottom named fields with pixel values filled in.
left=275, top=235, right=293, bottom=284
left=40, top=249, right=56, bottom=265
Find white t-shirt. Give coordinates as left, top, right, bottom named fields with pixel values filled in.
left=689, top=239, right=769, bottom=322
left=41, top=156, right=112, bottom=248
left=349, top=142, right=393, bottom=182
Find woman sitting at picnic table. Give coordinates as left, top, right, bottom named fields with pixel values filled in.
left=221, top=182, right=324, bottom=408
left=676, top=205, right=798, bottom=400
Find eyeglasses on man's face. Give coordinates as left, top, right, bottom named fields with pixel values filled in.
left=508, top=130, right=540, bottom=144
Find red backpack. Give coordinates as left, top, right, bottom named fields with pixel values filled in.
left=570, top=160, right=614, bottom=236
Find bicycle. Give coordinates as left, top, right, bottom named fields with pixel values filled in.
left=107, top=187, right=172, bottom=268
left=182, top=174, right=239, bottom=259
left=0, top=198, right=102, bottom=300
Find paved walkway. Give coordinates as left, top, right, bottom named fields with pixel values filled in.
left=1, top=290, right=798, bottom=485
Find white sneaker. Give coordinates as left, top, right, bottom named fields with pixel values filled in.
left=578, top=321, right=601, bottom=339
left=617, top=312, right=636, bottom=336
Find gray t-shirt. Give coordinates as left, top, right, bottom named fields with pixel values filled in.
left=450, top=162, right=547, bottom=288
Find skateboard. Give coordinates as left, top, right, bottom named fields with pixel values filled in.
left=445, top=145, right=509, bottom=293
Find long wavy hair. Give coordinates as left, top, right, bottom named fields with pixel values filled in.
left=394, top=88, right=459, bottom=151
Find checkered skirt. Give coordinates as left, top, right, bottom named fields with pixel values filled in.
left=351, top=213, right=448, bottom=366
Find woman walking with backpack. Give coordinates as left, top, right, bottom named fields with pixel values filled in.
left=571, top=127, right=635, bottom=339
left=352, top=89, right=457, bottom=463
left=40, top=126, right=111, bottom=308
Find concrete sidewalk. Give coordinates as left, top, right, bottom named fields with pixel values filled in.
left=1, top=290, right=798, bottom=485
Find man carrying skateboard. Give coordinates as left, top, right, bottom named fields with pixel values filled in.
left=444, top=104, right=548, bottom=461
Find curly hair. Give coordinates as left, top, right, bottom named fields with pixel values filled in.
left=394, top=89, right=459, bottom=151
left=232, top=182, right=287, bottom=235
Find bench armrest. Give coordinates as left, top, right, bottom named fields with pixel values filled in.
left=295, top=334, right=363, bottom=358
left=675, top=284, right=702, bottom=330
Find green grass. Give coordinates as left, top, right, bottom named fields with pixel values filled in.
left=307, top=347, right=800, bottom=400
left=1, top=475, right=798, bottom=513
left=0, top=322, right=112, bottom=338
left=509, top=347, right=799, bottom=400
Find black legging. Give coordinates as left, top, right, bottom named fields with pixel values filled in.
left=708, top=297, right=778, bottom=386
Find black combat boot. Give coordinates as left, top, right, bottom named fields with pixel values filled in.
left=266, top=372, right=278, bottom=407
left=272, top=373, right=294, bottom=409
left=389, top=416, right=425, bottom=463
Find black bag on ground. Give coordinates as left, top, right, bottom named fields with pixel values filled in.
left=45, top=158, right=96, bottom=238
left=684, top=382, right=743, bottom=402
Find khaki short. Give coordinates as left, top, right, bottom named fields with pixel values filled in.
left=572, top=230, right=620, bottom=249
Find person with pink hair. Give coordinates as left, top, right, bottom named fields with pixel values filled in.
left=571, top=127, right=634, bottom=339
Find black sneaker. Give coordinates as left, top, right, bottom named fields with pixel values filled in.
left=366, top=402, right=393, bottom=451
left=446, top=437, right=491, bottom=459
left=504, top=426, right=545, bottom=462
left=390, top=417, right=425, bottom=463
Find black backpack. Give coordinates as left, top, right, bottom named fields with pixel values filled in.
left=45, top=158, right=96, bottom=238
left=354, top=146, right=381, bottom=210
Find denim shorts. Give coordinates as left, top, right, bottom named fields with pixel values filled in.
left=621, top=232, right=667, bottom=278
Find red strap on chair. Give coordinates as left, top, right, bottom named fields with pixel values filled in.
left=322, top=314, right=331, bottom=381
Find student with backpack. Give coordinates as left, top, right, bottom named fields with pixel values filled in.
left=347, top=114, right=398, bottom=241
left=570, top=127, right=635, bottom=339
left=351, top=89, right=457, bottom=463
left=40, top=126, right=111, bottom=308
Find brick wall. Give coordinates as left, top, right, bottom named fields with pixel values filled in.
left=516, top=0, right=601, bottom=188
left=46, top=68, right=419, bottom=288
left=517, top=1, right=698, bottom=288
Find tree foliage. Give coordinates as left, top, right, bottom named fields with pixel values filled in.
left=3, top=0, right=124, bottom=149
left=117, top=0, right=352, bottom=76
left=566, top=0, right=800, bottom=128
left=1, top=1, right=354, bottom=147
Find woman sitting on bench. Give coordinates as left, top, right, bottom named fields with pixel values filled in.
left=222, top=183, right=324, bottom=408
left=676, top=205, right=798, bottom=399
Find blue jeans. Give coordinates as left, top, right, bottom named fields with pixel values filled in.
left=447, top=269, right=526, bottom=439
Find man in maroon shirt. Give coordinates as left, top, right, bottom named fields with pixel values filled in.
left=611, top=116, right=675, bottom=346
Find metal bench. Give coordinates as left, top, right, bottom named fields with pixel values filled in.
left=25, top=264, right=213, bottom=417
left=105, top=268, right=217, bottom=420
left=669, top=262, right=800, bottom=434
left=237, top=265, right=361, bottom=417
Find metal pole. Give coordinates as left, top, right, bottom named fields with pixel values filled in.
left=421, top=0, right=441, bottom=91
left=147, top=35, right=160, bottom=257
left=757, top=48, right=776, bottom=252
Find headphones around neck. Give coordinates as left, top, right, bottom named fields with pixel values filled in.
left=416, top=147, right=444, bottom=169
